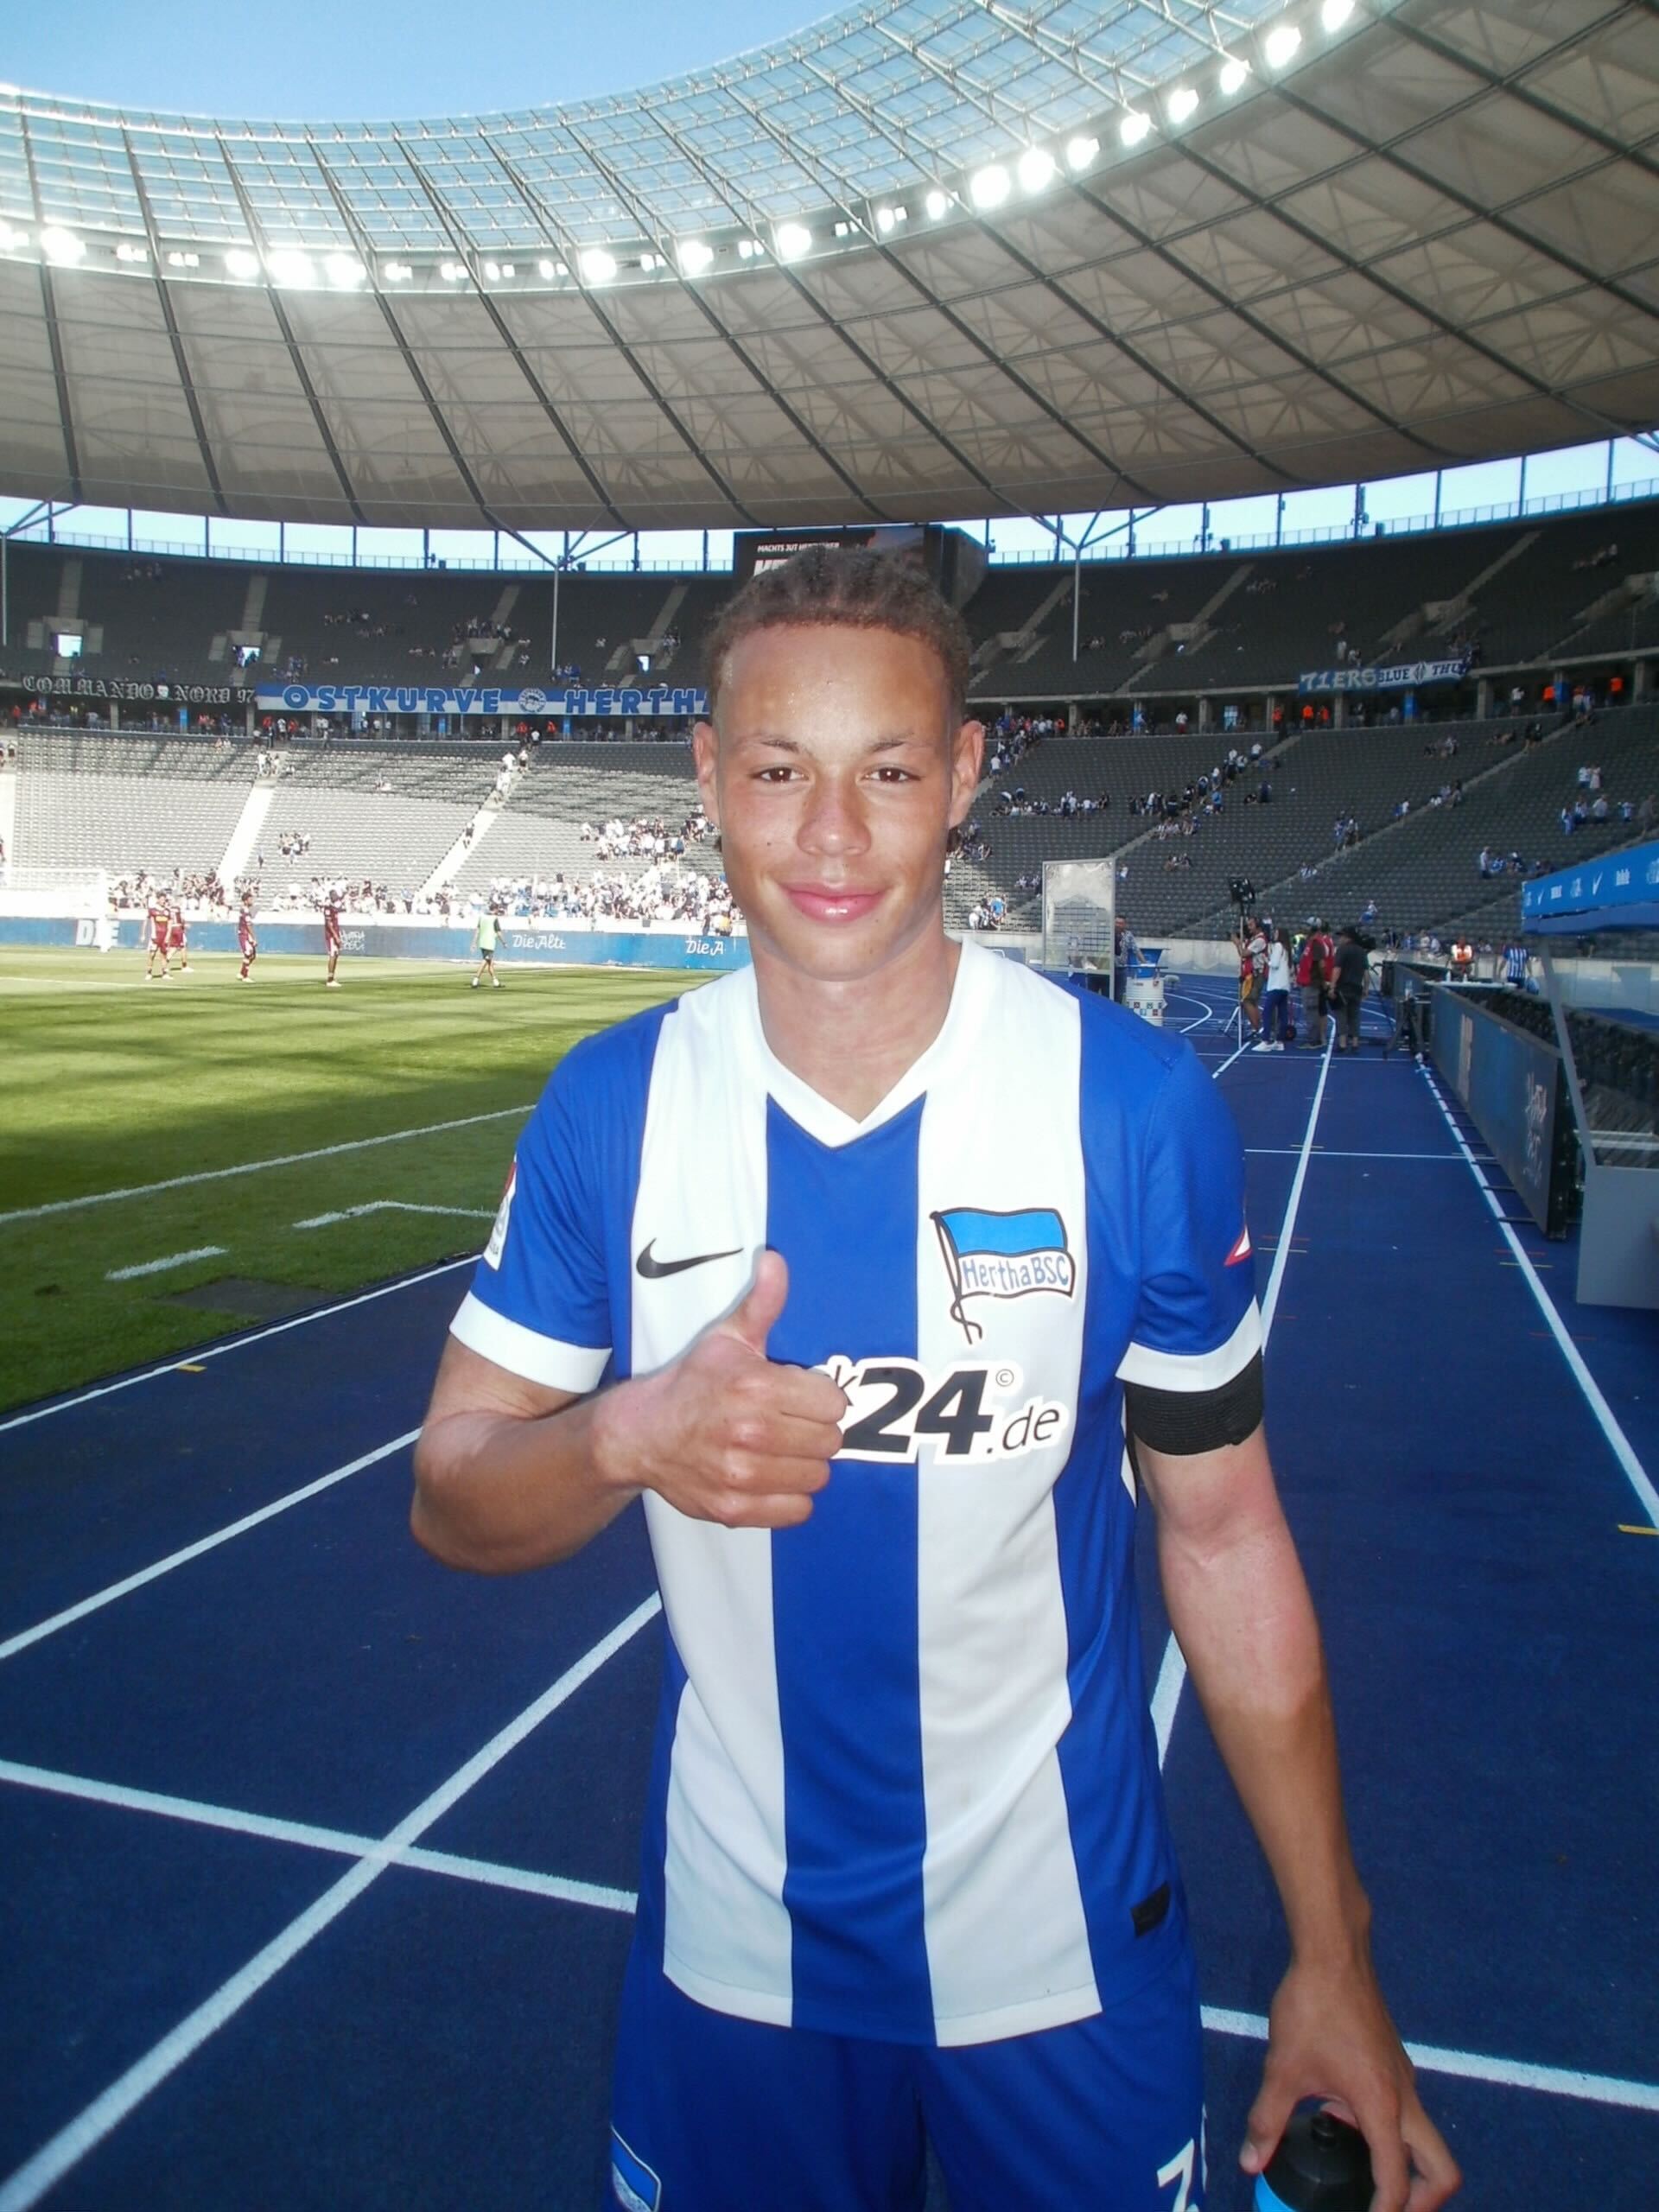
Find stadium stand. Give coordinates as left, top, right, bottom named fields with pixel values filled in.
left=10, top=730, right=255, bottom=881
left=3, top=499, right=1656, bottom=707
left=1195, top=707, right=1659, bottom=944
left=255, top=745, right=499, bottom=900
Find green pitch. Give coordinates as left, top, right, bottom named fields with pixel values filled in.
left=0, top=948, right=691, bottom=1416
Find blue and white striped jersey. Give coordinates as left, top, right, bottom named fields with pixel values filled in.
left=452, top=940, right=1259, bottom=2047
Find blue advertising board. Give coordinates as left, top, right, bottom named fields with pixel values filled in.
left=1431, top=988, right=1571, bottom=1234
left=0, top=917, right=750, bottom=973
left=1521, top=838, right=1659, bottom=934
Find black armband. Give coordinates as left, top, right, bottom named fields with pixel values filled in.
left=1124, top=1351, right=1264, bottom=1456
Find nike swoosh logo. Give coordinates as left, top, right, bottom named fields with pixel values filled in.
left=635, top=1240, right=741, bottom=1280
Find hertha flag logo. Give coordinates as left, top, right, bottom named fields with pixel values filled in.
left=484, top=1161, right=517, bottom=1269
left=1224, top=1223, right=1252, bottom=1267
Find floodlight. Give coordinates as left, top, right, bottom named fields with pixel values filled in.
left=968, top=163, right=1010, bottom=211
left=326, top=254, right=365, bottom=289
left=483, top=260, right=501, bottom=280
left=383, top=259, right=413, bottom=282
left=1017, top=147, right=1056, bottom=194
left=1065, top=135, right=1099, bottom=173
left=225, top=247, right=259, bottom=278
left=1119, top=110, right=1153, bottom=147
left=115, top=241, right=149, bottom=264
left=1167, top=85, right=1199, bottom=124
left=925, top=188, right=951, bottom=219
left=579, top=246, right=616, bottom=283
left=266, top=249, right=314, bottom=287
left=1264, top=23, right=1302, bottom=67
left=1218, top=55, right=1249, bottom=94
left=677, top=238, right=714, bottom=276
left=774, top=221, right=812, bottom=261
left=1321, top=0, right=1356, bottom=25
left=0, top=221, right=28, bottom=251
left=499, top=262, right=515, bottom=277
left=39, top=226, right=86, bottom=265
left=166, top=249, right=200, bottom=268
left=875, top=205, right=896, bottom=234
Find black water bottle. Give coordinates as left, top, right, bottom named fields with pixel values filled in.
left=1255, top=2107, right=1374, bottom=2211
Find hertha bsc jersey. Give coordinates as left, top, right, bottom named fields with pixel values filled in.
left=451, top=939, right=1259, bottom=2047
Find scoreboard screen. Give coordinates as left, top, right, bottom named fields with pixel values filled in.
left=733, top=524, right=986, bottom=607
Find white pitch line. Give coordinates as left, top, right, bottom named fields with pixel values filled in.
left=0, top=1757, right=637, bottom=1918
left=0, top=1432, right=419, bottom=1663
left=1422, top=1067, right=1659, bottom=1528
left=1154, top=1024, right=1336, bottom=1764
left=1199, top=2006, right=1659, bottom=2115
left=0, top=1594, right=662, bottom=2212
left=0, top=1103, right=532, bottom=1229
left=105, top=1246, right=226, bottom=1282
left=0, top=1255, right=474, bottom=1437
left=1244, top=1148, right=1465, bottom=1160
left=294, top=1200, right=496, bottom=1229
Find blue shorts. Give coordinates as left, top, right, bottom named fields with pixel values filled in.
left=606, top=1938, right=1205, bottom=2212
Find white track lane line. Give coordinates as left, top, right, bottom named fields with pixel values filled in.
left=1152, top=1025, right=1337, bottom=1764
left=0, top=1256, right=474, bottom=1437
left=5, top=1751, right=1655, bottom=2120
left=1422, top=1067, right=1659, bottom=1526
left=0, top=1431, right=421, bottom=1664
left=0, top=1593, right=662, bottom=2212
left=0, top=1757, right=637, bottom=1917
left=0, top=1104, right=532, bottom=1229
left=1200, top=2006, right=1659, bottom=2115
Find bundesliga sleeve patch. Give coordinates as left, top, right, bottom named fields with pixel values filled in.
left=483, top=1160, right=516, bottom=1270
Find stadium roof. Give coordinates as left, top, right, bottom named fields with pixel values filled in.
left=1, top=0, right=1657, bottom=533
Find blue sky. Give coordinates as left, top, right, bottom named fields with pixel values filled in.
left=3, top=0, right=816, bottom=115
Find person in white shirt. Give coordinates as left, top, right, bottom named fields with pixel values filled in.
left=1257, top=927, right=1293, bottom=1051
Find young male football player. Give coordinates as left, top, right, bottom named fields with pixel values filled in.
left=323, top=892, right=343, bottom=988
left=143, top=894, right=170, bottom=982
left=238, top=895, right=258, bottom=982
left=411, top=550, right=1458, bottom=2212
left=471, top=906, right=503, bottom=989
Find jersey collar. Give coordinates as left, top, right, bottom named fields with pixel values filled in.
left=734, top=936, right=995, bottom=1152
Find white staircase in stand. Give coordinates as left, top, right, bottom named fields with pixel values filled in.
left=217, top=784, right=276, bottom=887
left=0, top=763, right=16, bottom=882
left=419, top=804, right=500, bottom=899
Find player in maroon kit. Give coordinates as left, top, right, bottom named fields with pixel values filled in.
left=168, top=906, right=190, bottom=976
left=143, top=896, right=170, bottom=982
left=323, top=893, right=344, bottom=988
left=238, top=895, right=258, bottom=982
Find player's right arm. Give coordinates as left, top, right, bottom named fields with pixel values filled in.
left=411, top=1252, right=846, bottom=1573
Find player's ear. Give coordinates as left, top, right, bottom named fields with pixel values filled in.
left=692, top=718, right=720, bottom=829
left=948, top=718, right=983, bottom=826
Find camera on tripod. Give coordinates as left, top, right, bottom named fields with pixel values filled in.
left=1228, top=876, right=1256, bottom=908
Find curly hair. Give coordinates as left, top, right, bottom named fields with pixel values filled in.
left=702, top=545, right=972, bottom=726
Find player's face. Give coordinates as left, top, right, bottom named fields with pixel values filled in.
left=695, top=624, right=981, bottom=986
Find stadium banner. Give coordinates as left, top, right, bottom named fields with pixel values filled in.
left=0, top=914, right=749, bottom=972
left=1430, top=988, right=1571, bottom=1236
left=16, top=676, right=251, bottom=705
left=1521, top=838, right=1659, bottom=933
left=1296, top=656, right=1471, bottom=695
left=256, top=682, right=708, bottom=718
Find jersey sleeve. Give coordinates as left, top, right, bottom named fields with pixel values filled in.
left=1117, top=1044, right=1261, bottom=1393
left=448, top=1059, right=613, bottom=1395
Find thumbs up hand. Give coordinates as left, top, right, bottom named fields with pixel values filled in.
left=600, top=1251, right=848, bottom=1530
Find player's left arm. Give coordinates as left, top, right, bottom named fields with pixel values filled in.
left=1137, top=1425, right=1459, bottom=2212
